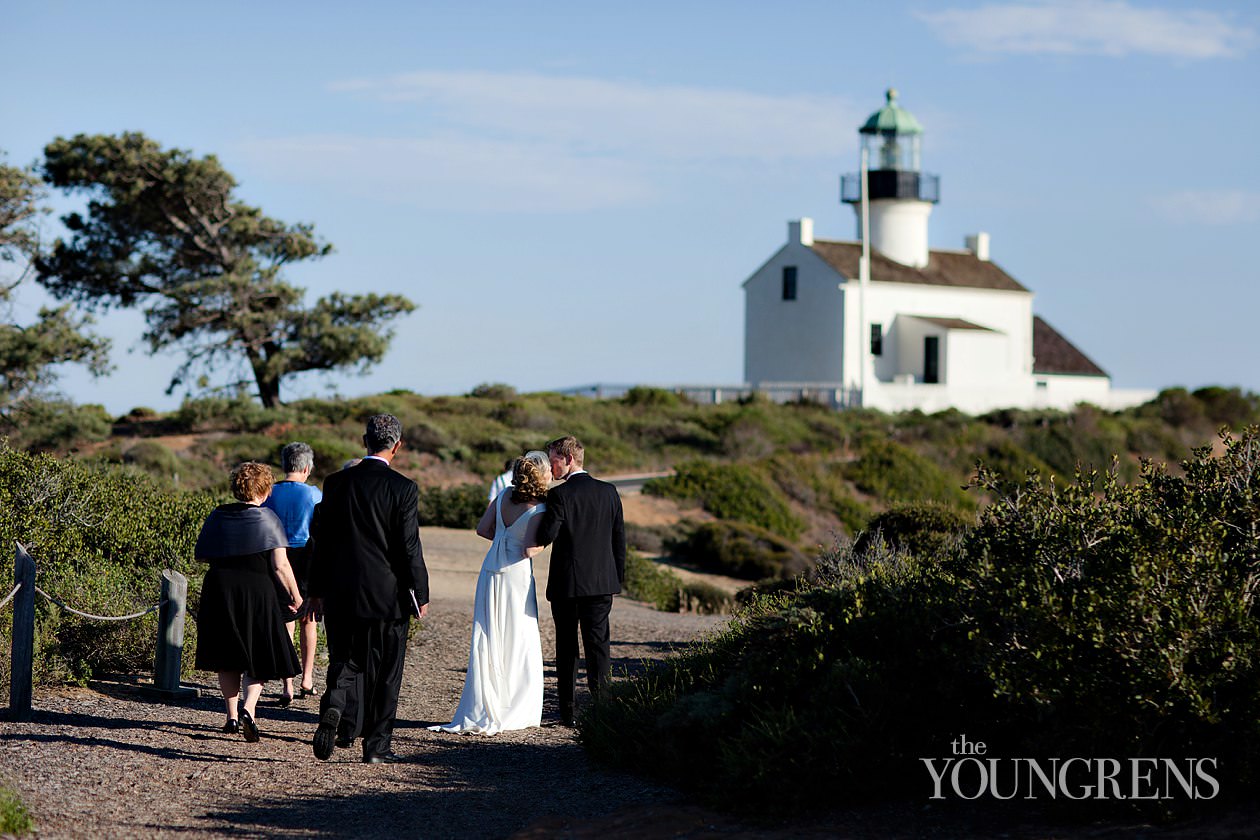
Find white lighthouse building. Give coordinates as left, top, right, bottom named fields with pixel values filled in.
left=742, top=89, right=1153, bottom=414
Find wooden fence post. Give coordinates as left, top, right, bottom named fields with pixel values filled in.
left=149, top=569, right=198, bottom=700
left=10, top=543, right=36, bottom=721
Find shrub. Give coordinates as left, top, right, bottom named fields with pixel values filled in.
left=417, top=483, right=487, bottom=529
left=622, top=552, right=735, bottom=615
left=669, top=521, right=811, bottom=581
left=854, top=502, right=971, bottom=560
left=625, top=522, right=670, bottom=556
left=645, top=460, right=805, bottom=540
left=0, top=445, right=218, bottom=693
left=583, top=428, right=1260, bottom=815
left=122, top=440, right=182, bottom=476
left=623, top=551, right=684, bottom=611
left=202, top=433, right=281, bottom=468
left=1193, top=386, right=1258, bottom=428
left=621, top=386, right=685, bottom=408
left=468, top=383, right=517, bottom=400
left=844, top=438, right=972, bottom=508
left=0, top=785, right=32, bottom=836
left=172, top=393, right=290, bottom=432
left=677, top=580, right=735, bottom=615
left=0, top=399, right=112, bottom=450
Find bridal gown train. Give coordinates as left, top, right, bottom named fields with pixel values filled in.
left=430, top=495, right=544, bottom=734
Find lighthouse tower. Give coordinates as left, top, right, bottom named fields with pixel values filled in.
left=842, top=89, right=939, bottom=268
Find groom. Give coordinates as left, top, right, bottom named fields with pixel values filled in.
left=535, top=435, right=626, bottom=726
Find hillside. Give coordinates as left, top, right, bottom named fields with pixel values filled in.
left=3, top=384, right=1255, bottom=584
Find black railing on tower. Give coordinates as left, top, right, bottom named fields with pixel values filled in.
left=841, top=171, right=940, bottom=204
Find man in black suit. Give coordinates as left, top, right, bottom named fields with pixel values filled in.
left=308, top=414, right=428, bottom=763
left=535, top=435, right=626, bottom=726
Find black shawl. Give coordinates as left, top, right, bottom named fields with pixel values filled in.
left=195, top=503, right=288, bottom=559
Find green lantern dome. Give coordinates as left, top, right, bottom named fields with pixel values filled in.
left=859, top=88, right=923, bottom=136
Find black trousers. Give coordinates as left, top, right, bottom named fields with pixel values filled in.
left=321, top=614, right=408, bottom=759
left=551, top=595, right=613, bottom=720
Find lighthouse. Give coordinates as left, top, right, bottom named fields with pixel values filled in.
left=841, top=89, right=939, bottom=268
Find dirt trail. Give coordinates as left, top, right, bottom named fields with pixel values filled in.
left=0, top=527, right=733, bottom=839
left=2, top=528, right=1251, bottom=838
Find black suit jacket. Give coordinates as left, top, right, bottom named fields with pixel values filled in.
left=536, top=472, right=626, bottom=600
left=309, top=458, right=428, bottom=619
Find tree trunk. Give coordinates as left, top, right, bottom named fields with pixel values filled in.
left=247, top=352, right=282, bottom=408
left=256, top=374, right=281, bottom=409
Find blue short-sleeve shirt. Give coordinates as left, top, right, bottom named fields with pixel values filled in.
left=262, top=481, right=323, bottom=547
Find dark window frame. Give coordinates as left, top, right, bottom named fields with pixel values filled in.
left=870, top=323, right=883, bottom=356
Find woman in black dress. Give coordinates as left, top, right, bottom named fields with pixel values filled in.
left=195, top=462, right=303, bottom=741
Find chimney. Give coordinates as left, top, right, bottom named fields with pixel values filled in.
left=789, top=217, right=814, bottom=247
left=965, top=232, right=990, bottom=261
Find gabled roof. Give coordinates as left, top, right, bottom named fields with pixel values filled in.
left=1033, top=316, right=1107, bottom=377
left=809, top=239, right=1029, bottom=292
left=906, top=316, right=998, bottom=331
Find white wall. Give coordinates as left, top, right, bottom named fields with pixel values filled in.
left=865, top=199, right=933, bottom=267
left=945, top=329, right=1009, bottom=387
left=845, top=281, right=1033, bottom=387
left=744, top=240, right=845, bottom=384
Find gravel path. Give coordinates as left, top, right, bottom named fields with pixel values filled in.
left=0, top=529, right=731, bottom=839
left=4, top=528, right=1256, bottom=838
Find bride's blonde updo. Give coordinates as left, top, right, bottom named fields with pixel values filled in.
left=510, top=450, right=550, bottom=504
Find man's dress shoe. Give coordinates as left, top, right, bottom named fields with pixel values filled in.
left=362, top=752, right=403, bottom=764
left=313, top=707, right=341, bottom=760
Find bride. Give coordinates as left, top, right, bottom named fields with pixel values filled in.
left=430, top=451, right=548, bottom=734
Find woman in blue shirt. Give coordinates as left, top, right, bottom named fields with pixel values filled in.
left=263, top=441, right=323, bottom=703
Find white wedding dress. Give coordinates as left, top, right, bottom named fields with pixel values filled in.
left=429, top=494, right=544, bottom=734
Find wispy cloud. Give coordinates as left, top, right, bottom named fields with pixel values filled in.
left=917, top=1, right=1256, bottom=59
left=1154, top=190, right=1260, bottom=225
left=236, top=71, right=858, bottom=212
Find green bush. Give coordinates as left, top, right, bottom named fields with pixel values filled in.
left=0, top=445, right=218, bottom=693
left=1193, top=386, right=1258, bottom=428
left=622, top=552, right=735, bottom=615
left=668, top=521, right=811, bottom=581
left=0, top=399, right=112, bottom=450
left=854, top=502, right=971, bottom=560
left=768, top=453, right=870, bottom=535
left=202, top=433, right=281, bottom=467
left=172, top=393, right=292, bottom=432
left=583, top=428, right=1260, bottom=814
left=621, top=386, right=685, bottom=408
left=623, top=551, right=685, bottom=611
left=468, top=383, right=517, bottom=400
left=645, top=460, right=805, bottom=540
left=417, top=483, right=487, bottom=529
left=122, top=440, right=182, bottom=476
left=844, top=438, right=973, bottom=508
left=0, top=785, right=32, bottom=836
left=677, top=580, right=735, bottom=615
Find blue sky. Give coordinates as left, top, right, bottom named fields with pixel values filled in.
left=3, top=0, right=1258, bottom=414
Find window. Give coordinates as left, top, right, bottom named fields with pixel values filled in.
left=781, top=266, right=797, bottom=301
left=870, top=323, right=883, bottom=356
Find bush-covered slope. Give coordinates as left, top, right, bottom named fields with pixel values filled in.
left=580, top=430, right=1260, bottom=812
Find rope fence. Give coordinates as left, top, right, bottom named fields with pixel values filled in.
left=7, top=543, right=195, bottom=721
left=0, top=582, right=19, bottom=611
left=32, top=585, right=166, bottom=622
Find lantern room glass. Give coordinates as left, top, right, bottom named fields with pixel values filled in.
left=862, top=131, right=921, bottom=172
